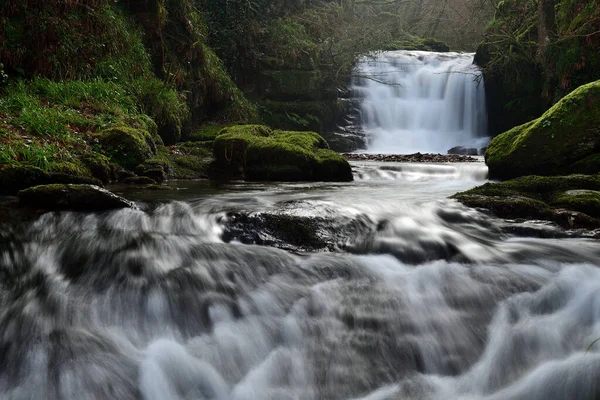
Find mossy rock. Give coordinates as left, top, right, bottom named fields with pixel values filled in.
left=95, top=125, right=157, bottom=170
left=551, top=190, right=600, bottom=218
left=0, top=165, right=50, bottom=195
left=212, top=125, right=352, bottom=182
left=136, top=144, right=213, bottom=181
left=81, top=153, right=115, bottom=183
left=183, top=125, right=225, bottom=142
left=18, top=184, right=136, bottom=211
left=452, top=174, right=600, bottom=229
left=486, top=80, right=600, bottom=180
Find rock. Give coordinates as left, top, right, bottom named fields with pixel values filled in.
left=552, top=190, right=600, bottom=218
left=18, top=184, right=137, bottom=211
left=0, top=165, right=50, bottom=195
left=451, top=174, right=600, bottom=229
left=94, top=125, right=157, bottom=170
left=213, top=125, right=353, bottom=182
left=0, top=165, right=102, bottom=196
left=448, top=146, right=478, bottom=156
left=486, top=80, right=600, bottom=180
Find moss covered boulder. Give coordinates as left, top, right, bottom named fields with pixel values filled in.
left=18, top=184, right=136, bottom=211
left=95, top=126, right=157, bottom=170
left=486, top=80, right=600, bottom=180
left=452, top=174, right=600, bottom=229
left=213, top=125, right=352, bottom=182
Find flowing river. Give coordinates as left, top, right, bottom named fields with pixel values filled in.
left=1, top=161, right=600, bottom=400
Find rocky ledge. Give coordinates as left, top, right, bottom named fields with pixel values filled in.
left=452, top=175, right=600, bottom=230
left=343, top=153, right=479, bottom=163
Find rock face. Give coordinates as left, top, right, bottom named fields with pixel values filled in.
left=212, top=125, right=353, bottom=182
left=18, top=184, right=137, bottom=211
left=485, top=80, right=600, bottom=180
left=452, top=174, right=600, bottom=229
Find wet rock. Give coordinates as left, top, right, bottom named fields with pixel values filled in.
left=342, top=153, right=478, bottom=163
left=448, top=146, right=478, bottom=156
left=452, top=174, right=600, bottom=229
left=18, top=184, right=137, bottom=212
left=0, top=165, right=103, bottom=195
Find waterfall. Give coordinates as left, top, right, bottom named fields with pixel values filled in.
left=352, top=50, right=489, bottom=154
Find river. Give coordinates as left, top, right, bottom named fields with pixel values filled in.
left=1, top=160, right=599, bottom=399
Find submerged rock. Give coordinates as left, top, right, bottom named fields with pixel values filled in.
left=452, top=174, right=600, bottom=229
left=486, top=80, right=600, bottom=179
left=18, top=184, right=136, bottom=211
left=448, top=146, right=478, bottom=156
left=213, top=125, right=353, bottom=182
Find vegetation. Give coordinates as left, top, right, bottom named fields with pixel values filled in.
left=475, top=0, right=600, bottom=134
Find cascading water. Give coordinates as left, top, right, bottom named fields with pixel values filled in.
left=352, top=51, right=489, bottom=154
left=1, top=162, right=600, bottom=400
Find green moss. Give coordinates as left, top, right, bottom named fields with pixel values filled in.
left=95, top=125, right=156, bottom=170
left=48, top=161, right=91, bottom=178
left=452, top=174, right=600, bottom=228
left=486, top=80, right=600, bottom=179
left=183, top=125, right=225, bottom=142
left=136, top=144, right=213, bottom=181
left=212, top=124, right=352, bottom=182
left=552, top=190, right=600, bottom=217
left=314, top=148, right=354, bottom=182
left=456, top=174, right=600, bottom=201
left=81, top=153, right=114, bottom=183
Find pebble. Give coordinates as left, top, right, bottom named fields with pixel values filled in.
left=342, top=152, right=479, bottom=163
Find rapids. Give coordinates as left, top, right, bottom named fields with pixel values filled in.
left=1, top=161, right=599, bottom=399
left=351, top=51, right=489, bottom=154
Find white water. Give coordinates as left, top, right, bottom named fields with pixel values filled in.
left=353, top=51, right=489, bottom=154
left=1, top=162, right=600, bottom=399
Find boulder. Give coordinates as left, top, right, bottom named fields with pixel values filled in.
left=451, top=174, right=600, bottom=229
left=95, top=125, right=157, bottom=170
left=18, top=184, right=137, bottom=211
left=486, top=80, right=600, bottom=180
left=0, top=165, right=102, bottom=196
left=213, top=125, right=353, bottom=182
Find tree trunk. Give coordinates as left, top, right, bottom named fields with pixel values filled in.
left=538, top=0, right=556, bottom=56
